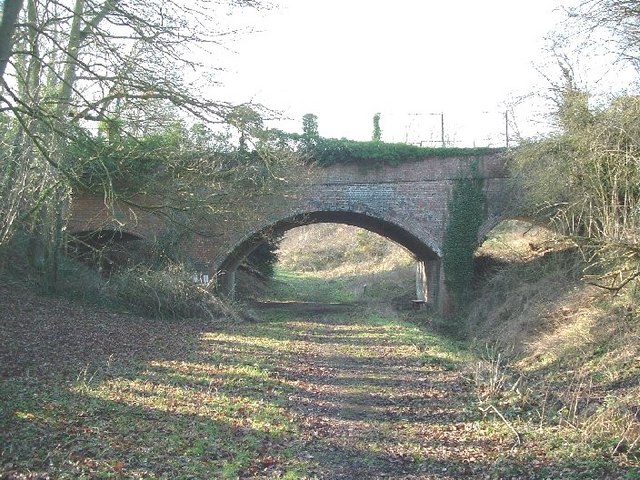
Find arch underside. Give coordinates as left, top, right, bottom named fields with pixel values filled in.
left=67, top=229, right=143, bottom=274
left=69, top=229, right=143, bottom=244
left=218, top=210, right=440, bottom=274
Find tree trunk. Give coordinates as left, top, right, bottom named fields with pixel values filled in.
left=0, top=0, right=25, bottom=80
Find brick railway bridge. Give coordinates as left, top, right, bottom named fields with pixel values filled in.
left=67, top=151, right=511, bottom=316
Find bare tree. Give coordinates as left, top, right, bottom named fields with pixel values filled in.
left=0, top=0, right=281, bottom=285
left=570, top=0, right=640, bottom=70
left=513, top=76, right=640, bottom=292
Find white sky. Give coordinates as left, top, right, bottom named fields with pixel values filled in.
left=205, top=0, right=627, bottom=146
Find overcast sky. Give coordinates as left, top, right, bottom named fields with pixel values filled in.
left=207, top=0, right=627, bottom=146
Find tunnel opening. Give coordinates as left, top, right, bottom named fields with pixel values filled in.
left=243, top=223, right=418, bottom=306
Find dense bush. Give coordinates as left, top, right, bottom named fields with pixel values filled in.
left=66, top=129, right=168, bottom=194
left=104, top=263, right=237, bottom=320
left=270, top=126, right=501, bottom=167
left=242, top=240, right=281, bottom=279
left=512, top=90, right=640, bottom=291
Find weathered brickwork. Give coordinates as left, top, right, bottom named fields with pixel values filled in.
left=67, top=193, right=167, bottom=241
left=66, top=152, right=510, bottom=314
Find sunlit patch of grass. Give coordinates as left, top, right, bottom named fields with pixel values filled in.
left=4, top=376, right=299, bottom=478
left=277, top=224, right=414, bottom=276
left=354, top=312, right=471, bottom=368
left=476, top=219, right=558, bottom=263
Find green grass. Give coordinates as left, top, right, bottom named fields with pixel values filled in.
left=2, top=353, right=301, bottom=479
left=265, top=268, right=355, bottom=303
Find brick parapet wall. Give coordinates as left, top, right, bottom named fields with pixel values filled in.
left=314, top=153, right=506, bottom=183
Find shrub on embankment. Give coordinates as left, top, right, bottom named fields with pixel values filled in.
left=104, top=264, right=239, bottom=320
left=0, top=231, right=240, bottom=321
left=457, top=221, right=640, bottom=466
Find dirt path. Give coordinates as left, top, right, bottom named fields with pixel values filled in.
left=265, top=312, right=496, bottom=479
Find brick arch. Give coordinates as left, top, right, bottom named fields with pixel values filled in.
left=216, top=210, right=446, bottom=310
left=218, top=210, right=440, bottom=274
